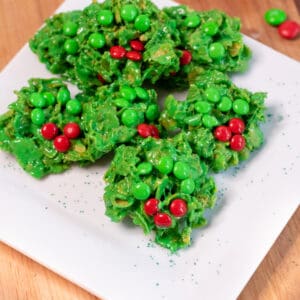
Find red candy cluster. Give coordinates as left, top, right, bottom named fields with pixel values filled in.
left=143, top=198, right=187, bottom=228
left=41, top=122, right=81, bottom=152
left=137, top=123, right=160, bottom=139
left=110, top=39, right=144, bottom=61
left=213, top=118, right=246, bottom=152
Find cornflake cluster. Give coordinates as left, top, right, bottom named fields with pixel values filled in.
left=0, top=0, right=266, bottom=251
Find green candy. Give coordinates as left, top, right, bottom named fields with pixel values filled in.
left=30, top=93, right=47, bottom=108
left=202, top=115, right=219, bottom=128
left=120, top=86, right=136, bottom=102
left=57, top=87, right=71, bottom=105
left=134, top=15, right=151, bottom=32
left=31, top=108, right=45, bottom=126
left=264, top=8, right=287, bottom=26
left=97, top=10, right=114, bottom=26
left=185, top=114, right=202, bottom=126
left=184, top=13, right=201, bottom=28
left=121, top=109, right=139, bottom=127
left=63, top=22, right=78, bottom=36
left=137, top=162, right=153, bottom=175
left=202, top=21, right=219, bottom=36
left=173, top=161, right=190, bottom=180
left=114, top=98, right=130, bottom=108
left=132, top=182, right=151, bottom=200
left=64, top=39, right=79, bottom=54
left=121, top=4, right=138, bottom=22
left=233, top=99, right=250, bottom=115
left=146, top=104, right=159, bottom=121
left=88, top=33, right=105, bottom=49
left=135, top=87, right=149, bottom=100
left=181, top=178, right=195, bottom=194
left=43, top=92, right=56, bottom=106
left=204, top=87, right=221, bottom=103
left=209, top=42, right=225, bottom=59
left=194, top=101, right=212, bottom=114
left=66, top=99, right=82, bottom=115
left=157, top=156, right=173, bottom=174
left=218, top=96, right=232, bottom=112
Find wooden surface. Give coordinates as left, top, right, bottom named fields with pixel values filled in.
left=0, top=1, right=299, bottom=299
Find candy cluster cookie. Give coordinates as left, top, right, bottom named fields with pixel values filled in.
left=0, top=0, right=266, bottom=251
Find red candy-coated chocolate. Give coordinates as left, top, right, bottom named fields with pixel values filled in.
left=230, top=134, right=246, bottom=151
left=63, top=123, right=81, bottom=139
left=130, top=40, right=145, bottom=51
left=169, top=199, right=187, bottom=218
left=228, top=118, right=245, bottom=134
left=97, top=74, right=106, bottom=84
left=214, top=126, right=232, bottom=142
left=110, top=45, right=127, bottom=59
left=126, top=51, right=142, bottom=61
left=137, top=123, right=152, bottom=138
left=149, top=125, right=160, bottom=139
left=180, top=50, right=192, bottom=66
left=144, top=198, right=159, bottom=216
left=278, top=21, right=300, bottom=39
left=53, top=135, right=71, bottom=152
left=41, top=123, right=59, bottom=140
left=154, top=212, right=172, bottom=228
left=137, top=124, right=159, bottom=138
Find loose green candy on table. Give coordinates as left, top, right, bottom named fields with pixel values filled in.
left=264, top=8, right=287, bottom=26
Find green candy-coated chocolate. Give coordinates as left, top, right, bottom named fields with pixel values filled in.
left=208, top=42, right=225, bottom=59
left=218, top=96, right=232, bottom=112
left=30, top=93, right=47, bottom=108
left=132, top=182, right=151, bottom=200
left=64, top=39, right=79, bottom=54
left=66, top=99, right=82, bottom=115
left=184, top=13, right=200, bottom=28
left=134, top=15, right=151, bottom=32
left=121, top=109, right=139, bottom=127
left=31, top=108, right=45, bottom=125
left=233, top=99, right=250, bottom=115
left=120, top=86, right=136, bottom=101
left=264, top=8, right=287, bottom=26
left=121, top=4, right=138, bottom=22
left=57, top=87, right=71, bottom=105
left=137, top=162, right=153, bottom=175
left=202, top=115, right=219, bottom=128
left=202, top=21, right=219, bottom=36
left=97, top=10, right=114, bottom=26
left=194, top=101, right=212, bottom=114
left=157, top=156, right=173, bottom=174
left=181, top=178, right=195, bottom=194
left=173, top=161, right=190, bottom=180
left=63, top=22, right=78, bottom=36
left=43, top=92, right=56, bottom=106
left=88, top=33, right=106, bottom=49
left=205, top=87, right=221, bottom=103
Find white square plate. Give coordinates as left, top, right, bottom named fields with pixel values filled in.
left=0, top=1, right=299, bottom=299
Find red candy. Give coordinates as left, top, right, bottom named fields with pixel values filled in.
left=169, top=199, right=188, bottom=218
left=214, top=126, right=232, bottom=142
left=53, top=135, right=71, bottom=152
left=137, top=124, right=159, bottom=138
left=126, top=51, right=142, bottom=61
left=63, top=122, right=81, bottom=139
left=97, top=74, right=106, bottom=84
left=228, top=118, right=245, bottom=134
left=144, top=198, right=159, bottom=216
left=41, top=123, right=59, bottom=140
left=154, top=213, right=172, bottom=228
left=230, top=134, right=246, bottom=151
left=278, top=21, right=300, bottom=39
left=149, top=125, right=160, bottom=139
left=180, top=50, right=192, bottom=66
left=110, top=45, right=127, bottom=59
left=130, top=40, right=145, bottom=52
